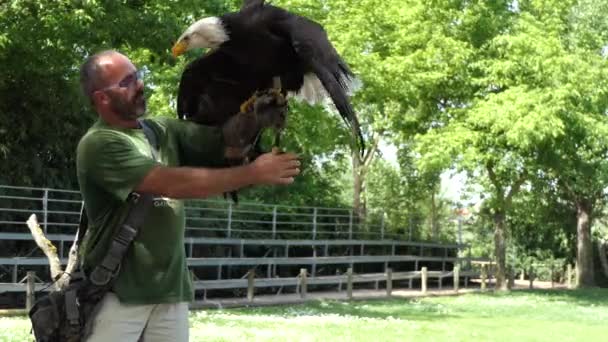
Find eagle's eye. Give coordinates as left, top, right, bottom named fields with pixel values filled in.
left=183, top=35, right=190, bottom=42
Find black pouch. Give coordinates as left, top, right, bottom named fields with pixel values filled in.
left=29, top=278, right=108, bottom=342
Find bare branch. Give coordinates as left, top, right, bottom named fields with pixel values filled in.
left=362, top=133, right=381, bottom=168
left=505, top=171, right=527, bottom=208
left=25, top=214, right=80, bottom=290
left=26, top=214, right=63, bottom=290
left=485, top=161, right=504, bottom=200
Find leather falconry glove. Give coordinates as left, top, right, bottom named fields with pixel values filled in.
left=222, top=90, right=288, bottom=161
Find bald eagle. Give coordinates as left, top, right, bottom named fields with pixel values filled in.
left=172, top=0, right=365, bottom=155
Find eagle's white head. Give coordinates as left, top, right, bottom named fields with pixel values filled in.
left=172, top=17, right=229, bottom=57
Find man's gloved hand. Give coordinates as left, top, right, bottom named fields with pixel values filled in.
left=222, top=90, right=288, bottom=159
left=253, top=89, right=288, bottom=131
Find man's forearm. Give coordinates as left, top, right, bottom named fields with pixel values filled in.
left=136, top=164, right=258, bottom=199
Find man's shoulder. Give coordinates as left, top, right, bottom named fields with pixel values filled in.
left=77, top=124, right=127, bottom=151
left=145, top=116, right=190, bottom=132
left=76, top=122, right=144, bottom=162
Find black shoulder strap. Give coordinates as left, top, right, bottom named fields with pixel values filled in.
left=88, top=192, right=154, bottom=286
left=139, top=119, right=160, bottom=161
left=87, top=120, right=159, bottom=286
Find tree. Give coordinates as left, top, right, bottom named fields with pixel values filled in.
left=0, top=0, right=227, bottom=188
left=382, top=0, right=581, bottom=289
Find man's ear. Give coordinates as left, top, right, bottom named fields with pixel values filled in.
left=92, top=91, right=108, bottom=106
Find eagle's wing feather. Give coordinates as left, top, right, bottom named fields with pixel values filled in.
left=241, top=0, right=265, bottom=11
left=279, top=16, right=365, bottom=155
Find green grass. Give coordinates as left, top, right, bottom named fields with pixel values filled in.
left=2, top=289, right=607, bottom=341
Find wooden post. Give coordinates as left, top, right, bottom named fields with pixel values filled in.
left=453, top=266, right=460, bottom=293
left=26, top=271, right=35, bottom=311
left=386, top=268, right=393, bottom=296
left=528, top=267, right=534, bottom=289
left=481, top=264, right=487, bottom=290
left=300, top=268, right=308, bottom=299
left=551, top=264, right=555, bottom=289
left=421, top=267, right=428, bottom=294
left=247, top=269, right=255, bottom=302
left=347, top=267, right=353, bottom=299
left=567, top=264, right=573, bottom=289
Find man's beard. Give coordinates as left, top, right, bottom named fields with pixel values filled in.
left=108, top=89, right=146, bottom=120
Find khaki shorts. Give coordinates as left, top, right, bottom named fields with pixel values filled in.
left=85, top=292, right=189, bottom=342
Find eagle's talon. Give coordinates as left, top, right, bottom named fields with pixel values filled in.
left=240, top=94, right=257, bottom=114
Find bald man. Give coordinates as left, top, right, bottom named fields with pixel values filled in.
left=76, top=50, right=300, bottom=341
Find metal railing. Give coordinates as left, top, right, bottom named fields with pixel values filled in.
left=0, top=185, right=397, bottom=240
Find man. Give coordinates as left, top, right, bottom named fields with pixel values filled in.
left=76, top=50, right=300, bottom=341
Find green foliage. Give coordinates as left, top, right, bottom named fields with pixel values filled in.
left=0, top=0, right=227, bottom=188
left=1, top=0, right=608, bottom=266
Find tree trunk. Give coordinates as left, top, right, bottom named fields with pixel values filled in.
left=352, top=152, right=365, bottom=221
left=351, top=133, right=380, bottom=223
left=575, top=200, right=595, bottom=287
left=493, top=210, right=508, bottom=290
left=431, top=191, right=438, bottom=240
left=598, top=240, right=608, bottom=279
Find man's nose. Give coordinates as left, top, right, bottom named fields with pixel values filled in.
left=135, top=78, right=144, bottom=90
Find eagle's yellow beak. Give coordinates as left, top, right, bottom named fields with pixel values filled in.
left=172, top=40, right=188, bottom=58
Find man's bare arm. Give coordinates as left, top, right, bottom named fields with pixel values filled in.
left=135, top=150, right=300, bottom=199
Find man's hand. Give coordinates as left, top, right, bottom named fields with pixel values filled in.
left=249, top=148, right=300, bottom=185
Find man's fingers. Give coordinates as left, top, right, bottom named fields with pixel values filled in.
left=285, top=160, right=300, bottom=169
left=277, top=177, right=295, bottom=185
left=281, top=168, right=300, bottom=178
left=278, top=152, right=298, bottom=160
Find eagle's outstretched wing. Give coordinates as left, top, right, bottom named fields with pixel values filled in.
left=277, top=16, right=365, bottom=156
left=241, top=0, right=265, bottom=11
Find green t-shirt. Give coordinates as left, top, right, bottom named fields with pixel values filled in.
left=76, top=116, right=224, bottom=304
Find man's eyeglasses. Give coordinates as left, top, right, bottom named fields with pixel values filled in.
left=100, top=70, right=144, bottom=91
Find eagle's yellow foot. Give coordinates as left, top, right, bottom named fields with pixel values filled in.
left=270, top=89, right=286, bottom=104
left=240, top=94, right=257, bottom=114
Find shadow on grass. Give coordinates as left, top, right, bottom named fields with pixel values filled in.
left=509, top=288, right=608, bottom=307
left=227, top=288, right=608, bottom=322
left=465, top=288, right=608, bottom=306
left=230, top=298, right=456, bottom=322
